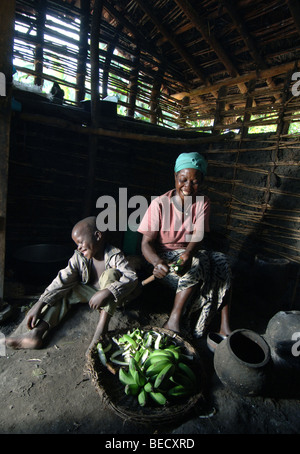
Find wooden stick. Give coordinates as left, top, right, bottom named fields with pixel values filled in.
left=173, top=60, right=300, bottom=99
left=0, top=0, right=15, bottom=302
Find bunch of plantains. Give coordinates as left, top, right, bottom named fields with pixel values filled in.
left=97, top=328, right=198, bottom=407
left=169, top=258, right=184, bottom=274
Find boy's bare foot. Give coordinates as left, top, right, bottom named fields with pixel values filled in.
left=6, top=329, right=44, bottom=350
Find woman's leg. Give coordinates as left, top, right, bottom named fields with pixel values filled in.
left=218, top=287, right=232, bottom=336
left=164, top=284, right=197, bottom=333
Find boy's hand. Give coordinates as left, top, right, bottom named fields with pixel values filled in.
left=26, top=301, right=45, bottom=330
left=89, top=289, right=113, bottom=310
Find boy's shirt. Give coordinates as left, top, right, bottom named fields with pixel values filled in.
left=37, top=244, right=138, bottom=307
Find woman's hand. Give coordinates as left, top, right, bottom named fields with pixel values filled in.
left=172, top=251, right=192, bottom=276
left=153, top=260, right=169, bottom=279
left=89, top=288, right=112, bottom=310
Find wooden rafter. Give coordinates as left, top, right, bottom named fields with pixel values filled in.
left=76, top=0, right=89, bottom=103
left=127, top=44, right=140, bottom=117
left=0, top=0, right=16, bottom=303
left=173, top=0, right=248, bottom=96
left=287, top=0, right=300, bottom=36
left=34, top=0, right=47, bottom=87
left=102, top=0, right=186, bottom=85
left=173, top=60, right=299, bottom=100
left=133, top=0, right=210, bottom=86
left=102, top=22, right=123, bottom=99
left=220, top=0, right=280, bottom=102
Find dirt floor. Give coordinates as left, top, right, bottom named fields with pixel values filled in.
left=0, top=269, right=300, bottom=437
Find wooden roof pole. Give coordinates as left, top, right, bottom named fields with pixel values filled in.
left=102, top=22, right=123, bottom=99
left=102, top=0, right=186, bottom=84
left=76, top=0, right=89, bottom=104
left=83, top=0, right=103, bottom=217
left=127, top=44, right=140, bottom=118
left=34, top=0, right=47, bottom=87
left=287, top=0, right=300, bottom=36
left=133, top=0, right=210, bottom=87
left=173, top=60, right=299, bottom=99
left=0, top=0, right=15, bottom=313
left=173, top=0, right=248, bottom=97
left=220, top=0, right=280, bottom=102
left=212, top=85, right=228, bottom=134
left=150, top=65, right=165, bottom=124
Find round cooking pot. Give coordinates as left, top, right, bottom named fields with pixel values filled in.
left=13, top=243, right=73, bottom=283
left=264, top=311, right=300, bottom=396
left=214, top=329, right=271, bottom=396
left=265, top=311, right=300, bottom=368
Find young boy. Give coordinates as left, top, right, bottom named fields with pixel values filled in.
left=6, top=216, right=138, bottom=351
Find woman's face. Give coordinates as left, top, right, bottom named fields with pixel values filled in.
left=175, top=168, right=203, bottom=202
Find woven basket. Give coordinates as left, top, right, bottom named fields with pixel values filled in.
left=85, top=326, right=205, bottom=426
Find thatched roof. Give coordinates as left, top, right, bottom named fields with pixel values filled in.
left=13, top=0, right=300, bottom=130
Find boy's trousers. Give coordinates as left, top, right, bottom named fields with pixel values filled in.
left=40, top=269, right=121, bottom=329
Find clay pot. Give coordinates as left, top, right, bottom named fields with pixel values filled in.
left=13, top=243, right=72, bottom=283
left=265, top=311, right=300, bottom=367
left=214, top=329, right=271, bottom=396
left=264, top=311, right=300, bottom=395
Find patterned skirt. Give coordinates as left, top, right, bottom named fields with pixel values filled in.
left=157, top=249, right=232, bottom=337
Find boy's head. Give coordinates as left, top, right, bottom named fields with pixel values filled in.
left=72, top=216, right=105, bottom=259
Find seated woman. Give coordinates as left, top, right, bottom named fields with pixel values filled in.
left=137, top=152, right=232, bottom=339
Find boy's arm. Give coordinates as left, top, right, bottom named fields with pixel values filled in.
left=36, top=252, right=81, bottom=306
left=105, top=251, right=138, bottom=303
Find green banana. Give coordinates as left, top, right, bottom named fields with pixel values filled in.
left=134, top=349, right=142, bottom=363
left=148, top=349, right=173, bottom=358
left=167, top=384, right=191, bottom=398
left=149, top=391, right=167, bottom=406
left=172, top=372, right=197, bottom=391
left=144, top=381, right=154, bottom=393
left=154, top=362, right=175, bottom=389
left=119, top=367, right=135, bottom=386
left=164, top=347, right=181, bottom=361
left=134, top=369, right=146, bottom=387
left=97, top=342, right=107, bottom=366
left=121, top=334, right=137, bottom=349
left=177, top=362, right=197, bottom=385
left=125, top=383, right=140, bottom=396
left=129, top=357, right=139, bottom=376
left=143, top=354, right=173, bottom=370
left=138, top=388, right=148, bottom=407
left=145, top=360, right=172, bottom=377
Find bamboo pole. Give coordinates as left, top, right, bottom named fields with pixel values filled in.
left=102, top=22, right=123, bottom=99
left=150, top=65, right=164, bottom=124
left=84, top=0, right=103, bottom=217
left=34, top=0, right=47, bottom=87
left=76, top=0, right=89, bottom=104
left=18, top=111, right=237, bottom=144
left=127, top=44, right=140, bottom=118
left=173, top=60, right=300, bottom=99
left=0, top=0, right=16, bottom=310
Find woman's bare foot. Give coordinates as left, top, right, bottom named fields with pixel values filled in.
left=6, top=328, right=44, bottom=350
left=163, top=321, right=180, bottom=334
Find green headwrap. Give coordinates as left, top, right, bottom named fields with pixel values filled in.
left=174, top=152, right=207, bottom=175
